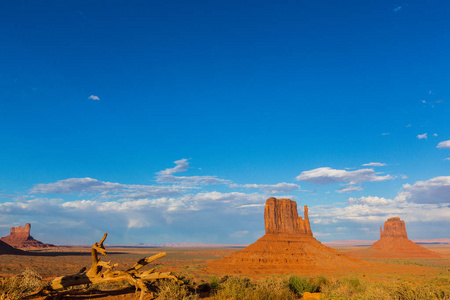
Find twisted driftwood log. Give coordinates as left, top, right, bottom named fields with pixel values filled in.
left=49, top=233, right=177, bottom=300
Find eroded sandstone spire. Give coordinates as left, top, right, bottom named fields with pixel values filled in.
left=264, top=197, right=312, bottom=236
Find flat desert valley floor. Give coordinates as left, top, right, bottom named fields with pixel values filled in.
left=1, top=244, right=450, bottom=299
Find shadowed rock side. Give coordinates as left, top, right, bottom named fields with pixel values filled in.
left=0, top=240, right=28, bottom=255
left=349, top=217, right=442, bottom=259
left=208, top=198, right=364, bottom=274
left=1, top=223, right=56, bottom=250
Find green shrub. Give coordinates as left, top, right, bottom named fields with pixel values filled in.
left=288, top=275, right=320, bottom=295
left=209, top=276, right=220, bottom=290
left=213, top=276, right=295, bottom=300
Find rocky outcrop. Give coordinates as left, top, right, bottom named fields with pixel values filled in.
left=380, top=217, right=407, bottom=239
left=1, top=223, right=56, bottom=250
left=348, top=217, right=442, bottom=259
left=208, top=198, right=363, bottom=274
left=264, top=198, right=312, bottom=236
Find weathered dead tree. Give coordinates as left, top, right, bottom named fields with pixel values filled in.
left=49, top=233, right=177, bottom=300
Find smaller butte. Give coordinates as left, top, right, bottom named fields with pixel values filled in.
left=208, top=198, right=364, bottom=274
left=350, top=217, right=442, bottom=259
left=1, top=223, right=56, bottom=250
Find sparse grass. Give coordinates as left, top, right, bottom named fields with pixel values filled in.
left=212, top=276, right=296, bottom=300
left=0, top=269, right=45, bottom=300
left=157, top=279, right=199, bottom=300
left=288, top=275, right=325, bottom=296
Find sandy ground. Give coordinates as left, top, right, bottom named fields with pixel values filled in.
left=1, top=245, right=449, bottom=299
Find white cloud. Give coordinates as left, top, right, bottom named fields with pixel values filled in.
left=393, top=6, right=402, bottom=12
left=437, top=140, right=450, bottom=149
left=88, top=95, right=100, bottom=101
left=30, top=177, right=189, bottom=198
left=362, top=162, right=386, bottom=167
left=433, top=133, right=438, bottom=137
left=395, top=176, right=450, bottom=204
left=157, top=159, right=189, bottom=175
left=156, top=159, right=231, bottom=186
left=229, top=230, right=249, bottom=238
left=381, top=133, right=390, bottom=136
left=445, top=157, right=450, bottom=161
left=336, top=185, right=363, bottom=193
left=235, top=182, right=301, bottom=194
left=347, top=196, right=392, bottom=206
left=296, top=167, right=393, bottom=185
left=417, top=133, right=427, bottom=140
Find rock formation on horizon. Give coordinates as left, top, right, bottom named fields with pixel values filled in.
left=208, top=197, right=363, bottom=274
left=1, top=223, right=56, bottom=250
left=380, top=217, right=407, bottom=239
left=347, top=217, right=442, bottom=259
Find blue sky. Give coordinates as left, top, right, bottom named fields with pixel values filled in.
left=0, top=1, right=449, bottom=245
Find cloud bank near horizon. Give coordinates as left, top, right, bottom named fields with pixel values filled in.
left=1, top=159, right=449, bottom=244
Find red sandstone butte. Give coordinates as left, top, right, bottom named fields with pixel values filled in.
left=349, top=217, right=442, bottom=259
left=1, top=223, right=56, bottom=250
left=264, top=197, right=312, bottom=236
left=208, top=198, right=363, bottom=274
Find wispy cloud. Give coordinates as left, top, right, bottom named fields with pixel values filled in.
left=381, top=133, right=390, bottom=136
left=30, top=177, right=189, bottom=199
left=417, top=133, right=427, bottom=140
left=393, top=6, right=402, bottom=12
left=362, top=162, right=387, bottom=167
left=231, top=182, right=301, bottom=194
left=88, top=95, right=100, bottom=101
left=156, top=159, right=231, bottom=186
left=229, top=230, right=249, bottom=238
left=296, top=167, right=393, bottom=185
left=336, top=185, right=363, bottom=193
left=437, top=140, right=450, bottom=149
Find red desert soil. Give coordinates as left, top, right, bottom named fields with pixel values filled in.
left=346, top=217, right=442, bottom=259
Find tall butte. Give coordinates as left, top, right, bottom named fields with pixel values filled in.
left=367, top=217, right=441, bottom=258
left=208, top=198, right=363, bottom=274
left=1, top=223, right=56, bottom=250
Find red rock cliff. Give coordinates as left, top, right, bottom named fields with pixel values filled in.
left=9, top=223, right=31, bottom=240
left=264, top=197, right=312, bottom=236
left=1, top=223, right=55, bottom=249
left=380, top=217, right=408, bottom=239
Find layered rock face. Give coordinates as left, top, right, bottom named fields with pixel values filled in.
left=209, top=198, right=363, bottom=274
left=264, top=198, right=312, bottom=236
left=1, top=223, right=56, bottom=249
left=380, top=217, right=407, bottom=239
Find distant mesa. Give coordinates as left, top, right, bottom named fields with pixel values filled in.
left=1, top=223, right=56, bottom=250
left=349, top=217, right=442, bottom=259
left=208, top=198, right=364, bottom=274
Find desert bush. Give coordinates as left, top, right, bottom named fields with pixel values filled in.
left=209, top=276, right=220, bottom=290
left=288, top=275, right=321, bottom=296
left=213, top=276, right=295, bottom=300
left=320, top=276, right=365, bottom=298
left=0, top=269, right=45, bottom=300
left=157, top=279, right=199, bottom=300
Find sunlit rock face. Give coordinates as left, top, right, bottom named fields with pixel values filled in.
left=1, top=223, right=56, bottom=249
left=380, top=217, right=408, bottom=239
left=264, top=197, right=312, bottom=236
left=208, top=197, right=363, bottom=274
